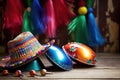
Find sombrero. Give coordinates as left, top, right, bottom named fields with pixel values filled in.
left=62, top=42, right=97, bottom=65
left=0, top=32, right=55, bottom=69
left=45, top=45, right=73, bottom=71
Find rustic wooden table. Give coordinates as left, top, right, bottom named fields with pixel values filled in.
left=0, top=53, right=120, bottom=80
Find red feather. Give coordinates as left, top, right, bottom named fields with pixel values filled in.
left=53, top=0, right=75, bottom=27
left=3, top=0, right=24, bottom=38
left=44, top=0, right=56, bottom=38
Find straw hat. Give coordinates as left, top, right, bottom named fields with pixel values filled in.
left=0, top=32, right=55, bottom=69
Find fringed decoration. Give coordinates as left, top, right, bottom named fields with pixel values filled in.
left=22, top=0, right=34, bottom=34
left=68, top=15, right=90, bottom=44
left=3, top=0, right=24, bottom=38
left=22, top=9, right=34, bottom=33
left=52, top=0, right=75, bottom=27
left=44, top=0, right=56, bottom=38
left=68, top=0, right=90, bottom=45
left=30, top=0, right=46, bottom=35
left=85, top=0, right=106, bottom=47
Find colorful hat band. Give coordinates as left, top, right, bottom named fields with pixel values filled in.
left=8, top=35, right=34, bottom=49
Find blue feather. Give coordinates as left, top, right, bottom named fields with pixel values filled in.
left=30, top=0, right=46, bottom=34
left=87, top=8, right=106, bottom=47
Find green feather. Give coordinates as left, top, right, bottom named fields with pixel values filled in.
left=22, top=10, right=34, bottom=33
left=68, top=15, right=90, bottom=44
left=68, top=17, right=81, bottom=34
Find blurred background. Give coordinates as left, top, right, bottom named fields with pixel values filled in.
left=0, top=0, right=119, bottom=54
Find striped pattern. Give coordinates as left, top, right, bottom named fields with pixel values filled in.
left=8, top=32, right=44, bottom=64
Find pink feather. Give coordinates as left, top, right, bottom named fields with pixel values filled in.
left=3, top=0, right=24, bottom=38
left=52, top=0, right=75, bottom=28
left=44, top=0, right=56, bottom=38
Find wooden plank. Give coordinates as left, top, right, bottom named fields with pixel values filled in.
left=0, top=68, right=120, bottom=79
left=0, top=53, right=120, bottom=80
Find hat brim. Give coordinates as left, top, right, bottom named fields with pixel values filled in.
left=45, top=46, right=73, bottom=71
left=0, top=40, right=55, bottom=69
left=67, top=54, right=95, bottom=66
left=62, top=46, right=95, bottom=66
left=62, top=42, right=96, bottom=66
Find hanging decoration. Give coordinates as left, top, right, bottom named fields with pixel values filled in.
left=52, top=0, right=75, bottom=28
left=30, top=0, right=46, bottom=35
left=44, top=0, right=75, bottom=38
left=44, top=0, right=56, bottom=38
left=85, top=0, right=106, bottom=47
left=68, top=0, right=90, bottom=45
left=22, top=0, right=34, bottom=34
left=3, top=0, right=24, bottom=38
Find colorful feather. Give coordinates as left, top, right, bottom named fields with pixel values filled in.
left=52, top=0, right=75, bottom=27
left=30, top=0, right=46, bottom=35
left=85, top=0, right=106, bottom=47
left=3, top=0, right=24, bottom=38
left=44, top=0, right=56, bottom=38
left=22, top=0, right=34, bottom=34
left=22, top=10, right=34, bottom=33
left=68, top=0, right=90, bottom=45
left=68, top=15, right=90, bottom=44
